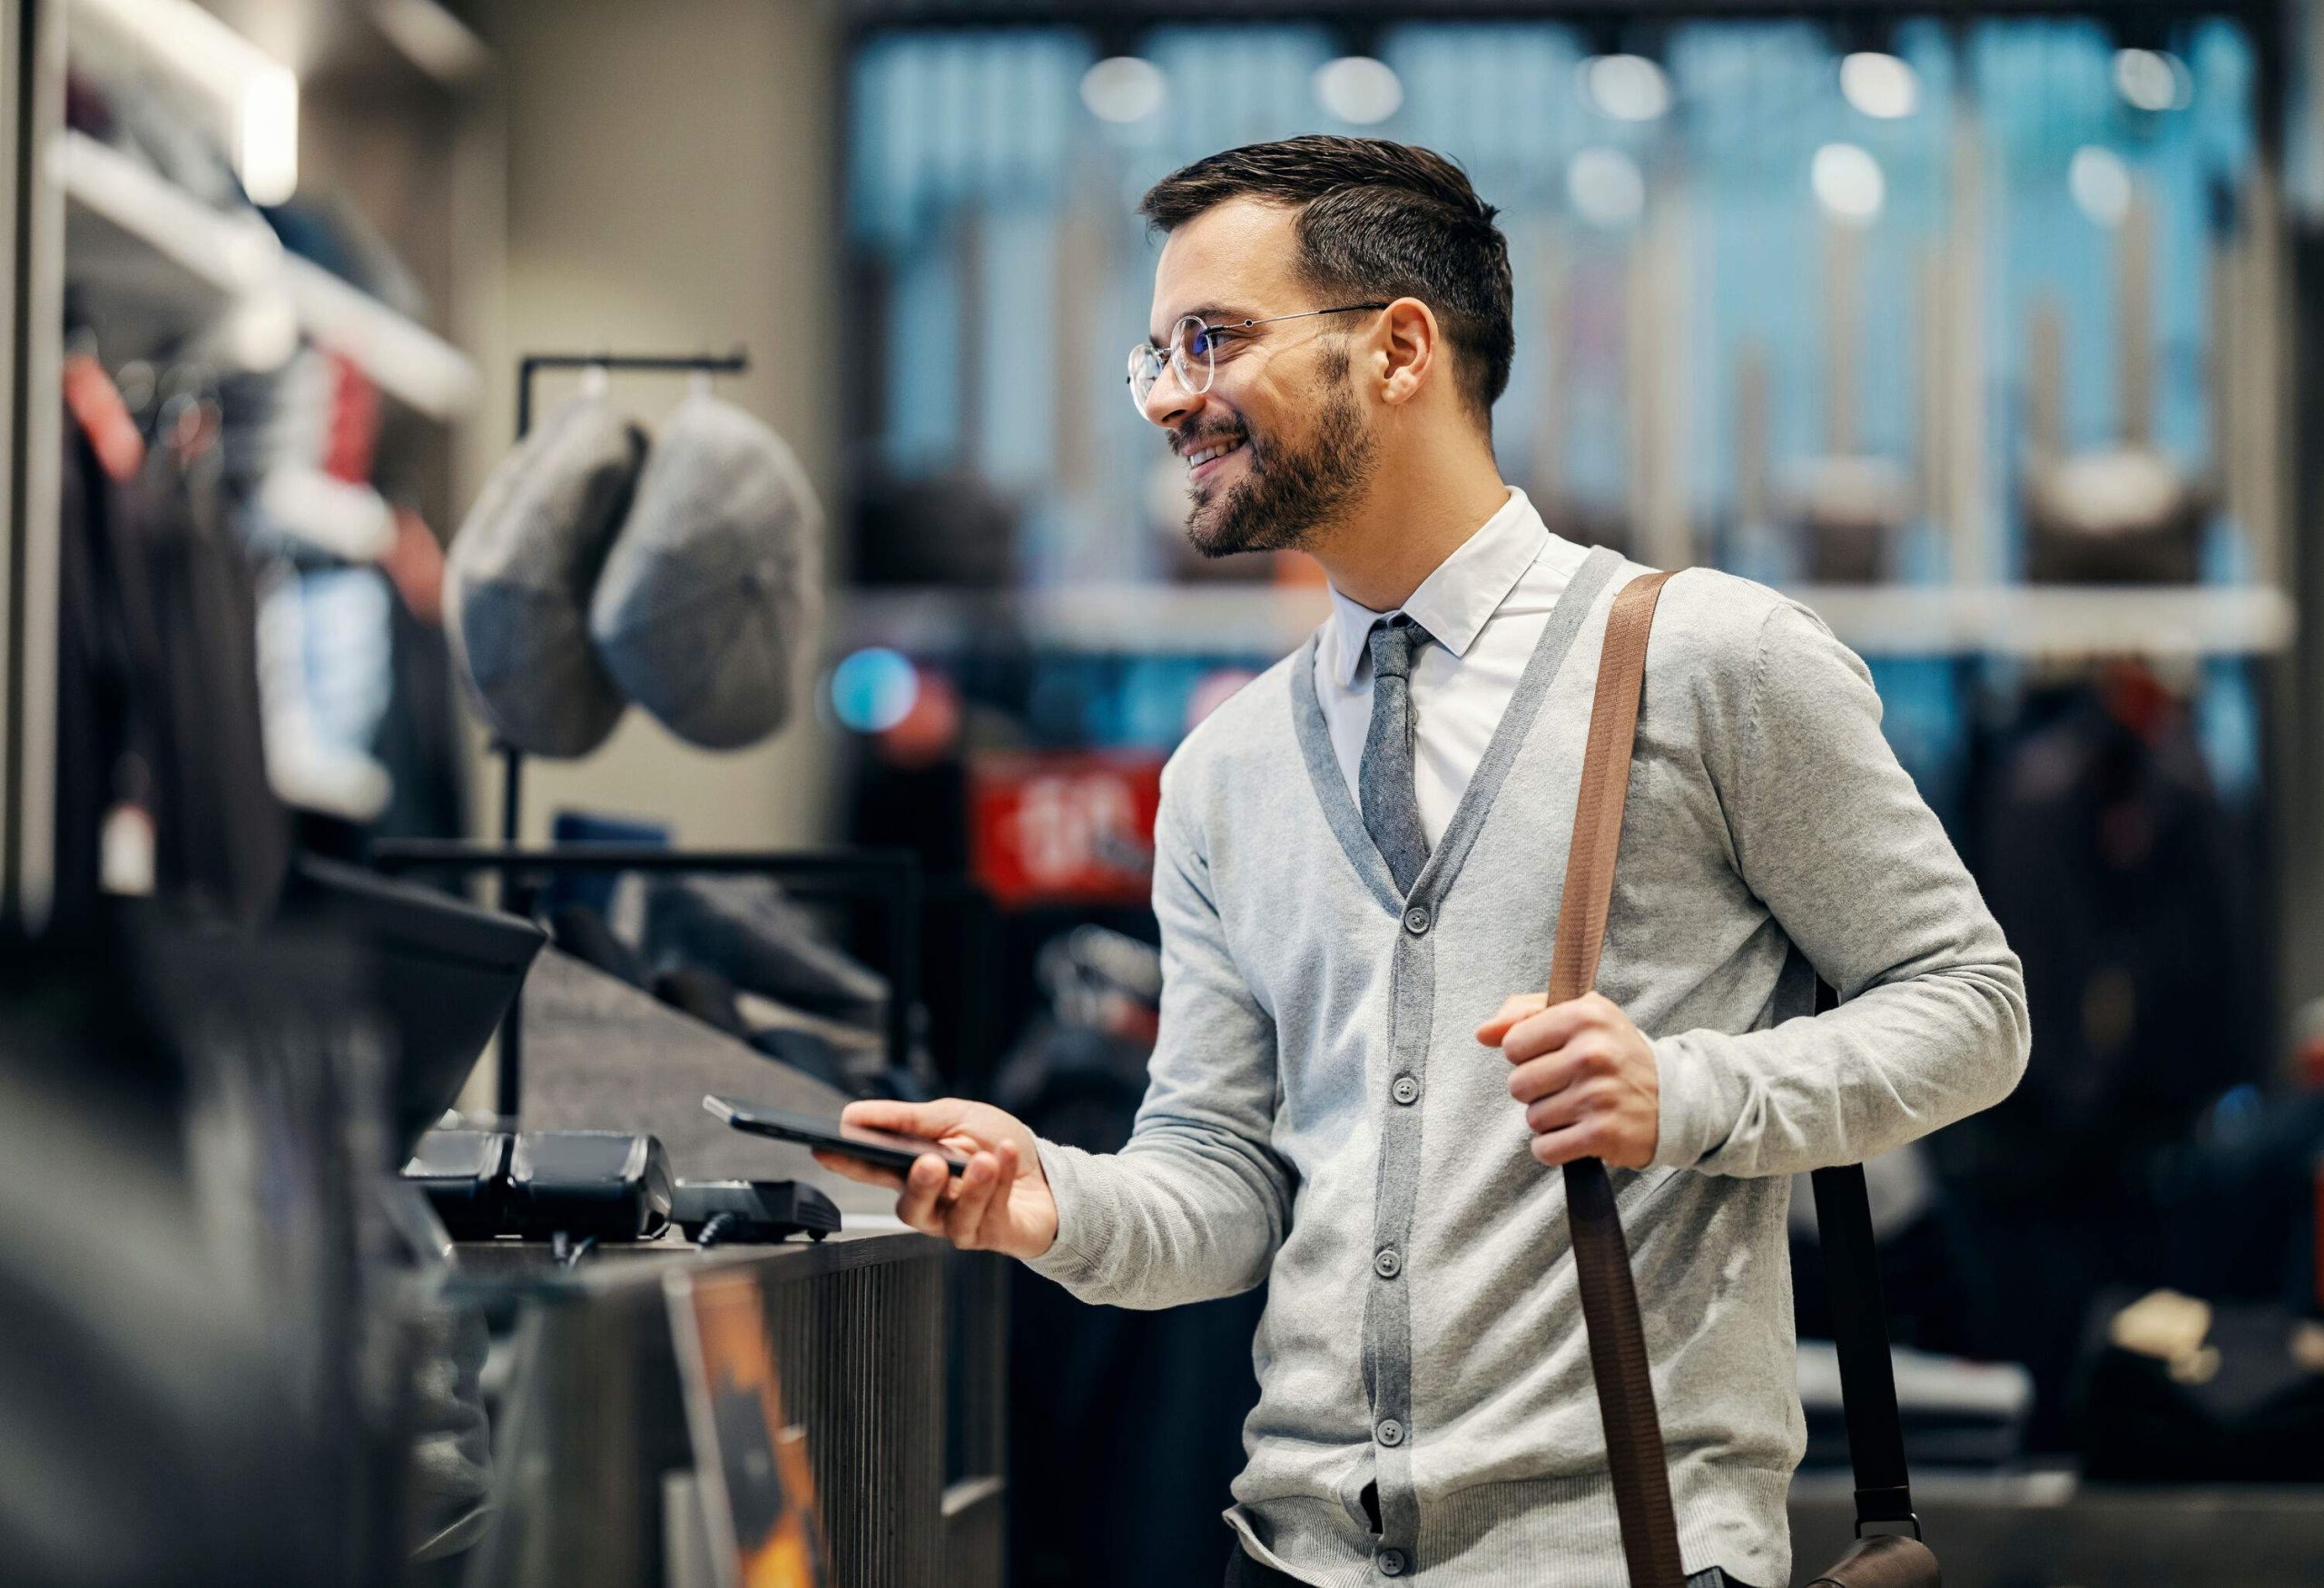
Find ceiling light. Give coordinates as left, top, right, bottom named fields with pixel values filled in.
left=237, top=64, right=300, bottom=204
left=1567, top=148, right=1645, bottom=230
left=73, top=0, right=302, bottom=202
left=2069, top=145, right=2133, bottom=227
left=1839, top=52, right=1918, bottom=119
left=1314, top=56, right=1403, bottom=125
left=2113, top=48, right=2191, bottom=113
left=1080, top=55, right=1166, bottom=123
left=1811, top=143, right=1885, bottom=226
left=1581, top=54, right=1670, bottom=123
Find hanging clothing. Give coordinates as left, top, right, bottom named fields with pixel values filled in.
left=1945, top=677, right=2263, bottom=1448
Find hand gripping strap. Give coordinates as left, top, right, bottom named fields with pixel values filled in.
left=1546, top=569, right=1685, bottom=1588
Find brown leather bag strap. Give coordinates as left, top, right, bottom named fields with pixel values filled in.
left=1550, top=568, right=1685, bottom=1588
left=1550, top=568, right=1679, bottom=1003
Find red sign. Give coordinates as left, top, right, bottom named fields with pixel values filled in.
left=969, top=752, right=1163, bottom=907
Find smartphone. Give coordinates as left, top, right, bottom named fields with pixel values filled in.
left=704, top=1095, right=970, bottom=1177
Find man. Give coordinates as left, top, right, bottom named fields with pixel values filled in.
left=815, top=136, right=2029, bottom=1587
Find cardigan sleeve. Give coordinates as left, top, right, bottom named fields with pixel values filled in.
left=1649, top=601, right=2032, bottom=1176
left=1024, top=770, right=1296, bottom=1307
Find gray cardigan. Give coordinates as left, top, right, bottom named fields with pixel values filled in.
left=1028, top=547, right=2030, bottom=1587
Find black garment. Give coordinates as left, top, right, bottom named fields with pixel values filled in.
left=1222, top=1544, right=1759, bottom=1587
left=1002, top=1017, right=1263, bottom=1588
left=1946, top=680, right=2264, bottom=1447
left=54, top=403, right=290, bottom=928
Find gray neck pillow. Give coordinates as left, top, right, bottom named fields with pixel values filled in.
left=445, top=394, right=644, bottom=757
left=587, top=392, right=822, bottom=751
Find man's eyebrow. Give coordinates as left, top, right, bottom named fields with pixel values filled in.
left=1146, top=304, right=1247, bottom=345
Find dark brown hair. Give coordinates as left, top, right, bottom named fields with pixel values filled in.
left=1139, top=135, right=1514, bottom=429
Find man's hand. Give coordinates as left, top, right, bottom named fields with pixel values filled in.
left=1474, top=991, right=1660, bottom=1169
left=809, top=1098, right=1060, bottom=1262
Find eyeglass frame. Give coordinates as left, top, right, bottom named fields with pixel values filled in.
left=1126, top=301, right=1393, bottom=409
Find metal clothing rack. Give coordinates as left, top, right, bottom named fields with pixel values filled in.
left=495, top=347, right=751, bottom=858
left=392, top=346, right=914, bottom=1124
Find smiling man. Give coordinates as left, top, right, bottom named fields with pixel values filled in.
left=816, top=136, right=2029, bottom=1588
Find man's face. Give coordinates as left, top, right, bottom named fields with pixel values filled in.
left=1140, top=200, right=1378, bottom=558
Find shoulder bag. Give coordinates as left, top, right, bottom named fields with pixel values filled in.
left=1547, top=569, right=1941, bottom=1588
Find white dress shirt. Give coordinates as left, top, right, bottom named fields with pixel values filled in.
left=1315, top=487, right=1593, bottom=847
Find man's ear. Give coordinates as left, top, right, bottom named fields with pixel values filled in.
left=1374, top=297, right=1439, bottom=409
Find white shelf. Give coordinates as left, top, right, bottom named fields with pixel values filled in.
left=842, top=582, right=2297, bottom=660
left=1782, top=584, right=2296, bottom=659
left=53, top=130, right=480, bottom=419
left=280, top=252, right=479, bottom=420
left=56, top=126, right=277, bottom=305
left=843, top=583, right=1334, bottom=657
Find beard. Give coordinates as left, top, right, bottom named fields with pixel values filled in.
left=1182, top=350, right=1377, bottom=558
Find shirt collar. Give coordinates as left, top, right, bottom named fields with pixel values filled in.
left=1322, top=488, right=1550, bottom=687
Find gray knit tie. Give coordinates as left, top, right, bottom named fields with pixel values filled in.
left=1361, top=615, right=1433, bottom=896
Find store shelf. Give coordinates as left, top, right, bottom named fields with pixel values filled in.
left=843, top=582, right=1334, bottom=657
left=1786, top=583, right=2297, bottom=658
left=278, top=252, right=478, bottom=419
left=56, top=126, right=276, bottom=308
left=841, top=581, right=2298, bottom=659
left=53, top=130, right=481, bottom=419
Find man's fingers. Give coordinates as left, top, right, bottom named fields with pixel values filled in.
left=893, top=1152, right=952, bottom=1234
left=1474, top=993, right=1550, bottom=1046
left=1507, top=1040, right=1615, bottom=1104
left=1508, top=1051, right=1573, bottom=1104
left=976, top=1149, right=1022, bottom=1246
left=944, top=1152, right=1004, bottom=1247
left=809, top=1149, right=904, bottom=1191
left=968, top=1144, right=1020, bottom=1249
left=843, top=1097, right=971, bottom=1141
left=1528, top=1122, right=1604, bottom=1168
left=1524, top=1080, right=1610, bottom=1136
left=1499, top=995, right=1613, bottom=1064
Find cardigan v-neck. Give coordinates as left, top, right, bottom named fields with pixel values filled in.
left=1290, top=544, right=1622, bottom=912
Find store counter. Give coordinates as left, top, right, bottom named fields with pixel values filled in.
left=449, top=1228, right=1005, bottom=1588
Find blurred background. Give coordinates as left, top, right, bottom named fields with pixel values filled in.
left=10, top=1, right=2324, bottom=1585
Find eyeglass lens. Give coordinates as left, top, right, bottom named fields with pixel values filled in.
left=1128, top=315, right=1213, bottom=409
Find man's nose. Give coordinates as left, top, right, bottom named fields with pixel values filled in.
left=1138, top=363, right=1203, bottom=431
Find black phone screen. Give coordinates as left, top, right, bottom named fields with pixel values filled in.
left=705, top=1096, right=971, bottom=1176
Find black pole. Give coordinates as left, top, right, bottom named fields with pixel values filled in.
left=888, top=857, right=921, bottom=1084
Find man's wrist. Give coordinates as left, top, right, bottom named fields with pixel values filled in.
left=1647, top=1034, right=1709, bottom=1169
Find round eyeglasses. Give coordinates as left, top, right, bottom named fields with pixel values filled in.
left=1126, top=303, right=1390, bottom=411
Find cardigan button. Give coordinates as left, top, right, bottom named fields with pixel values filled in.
left=1403, top=906, right=1431, bottom=935
left=1391, top=1074, right=1419, bottom=1106
left=1375, top=1417, right=1404, bottom=1447
left=1374, top=1248, right=1402, bottom=1279
left=1375, top=1547, right=1408, bottom=1576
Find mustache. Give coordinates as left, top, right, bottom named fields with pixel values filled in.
left=1171, top=422, right=1249, bottom=459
